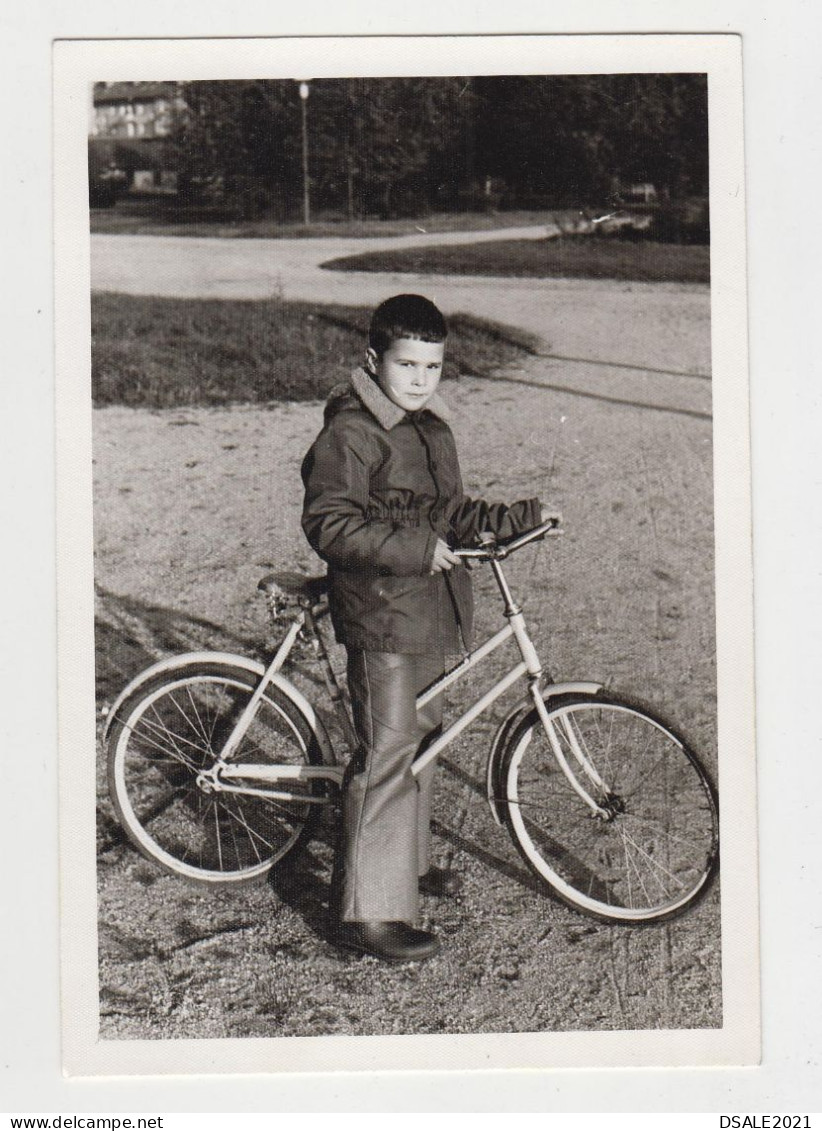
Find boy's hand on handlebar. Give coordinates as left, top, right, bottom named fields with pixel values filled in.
left=430, top=538, right=462, bottom=573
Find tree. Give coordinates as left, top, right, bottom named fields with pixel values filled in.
left=170, top=80, right=300, bottom=217
left=169, top=77, right=475, bottom=219
left=360, top=77, right=471, bottom=216
left=165, top=74, right=707, bottom=219
left=472, top=74, right=708, bottom=205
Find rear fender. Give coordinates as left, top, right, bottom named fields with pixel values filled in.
left=486, top=681, right=603, bottom=825
left=102, top=651, right=328, bottom=760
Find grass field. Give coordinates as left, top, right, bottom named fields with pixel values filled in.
left=323, top=237, right=710, bottom=284
left=91, top=294, right=542, bottom=409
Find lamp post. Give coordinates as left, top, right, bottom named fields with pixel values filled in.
left=299, top=80, right=311, bottom=226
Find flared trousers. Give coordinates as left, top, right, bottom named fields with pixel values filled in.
left=332, top=650, right=444, bottom=923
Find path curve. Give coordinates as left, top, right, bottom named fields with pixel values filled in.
left=91, top=228, right=711, bottom=417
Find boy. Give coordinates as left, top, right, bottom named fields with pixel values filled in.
left=301, top=294, right=545, bottom=962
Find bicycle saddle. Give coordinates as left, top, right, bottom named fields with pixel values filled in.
left=257, top=571, right=329, bottom=603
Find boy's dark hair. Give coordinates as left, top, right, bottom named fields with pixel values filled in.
left=368, top=294, right=448, bottom=357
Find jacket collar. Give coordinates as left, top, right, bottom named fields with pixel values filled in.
left=348, top=366, right=451, bottom=430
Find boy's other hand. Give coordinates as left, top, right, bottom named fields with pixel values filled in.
left=430, top=538, right=461, bottom=573
left=540, top=505, right=562, bottom=527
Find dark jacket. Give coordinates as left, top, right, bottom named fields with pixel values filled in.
left=301, top=367, right=541, bottom=654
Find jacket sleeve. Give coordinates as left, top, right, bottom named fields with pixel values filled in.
left=433, top=425, right=542, bottom=546
left=445, top=495, right=543, bottom=546
left=301, top=414, right=438, bottom=577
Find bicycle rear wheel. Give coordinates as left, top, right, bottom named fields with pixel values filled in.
left=499, top=694, right=718, bottom=922
left=107, top=660, right=333, bottom=884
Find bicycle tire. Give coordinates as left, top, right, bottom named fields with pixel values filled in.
left=107, top=660, right=334, bottom=885
left=498, top=693, right=719, bottom=923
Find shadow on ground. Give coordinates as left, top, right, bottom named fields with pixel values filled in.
left=95, top=584, right=554, bottom=941
left=94, top=584, right=259, bottom=705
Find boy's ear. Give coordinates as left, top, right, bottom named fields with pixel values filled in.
left=365, top=347, right=379, bottom=375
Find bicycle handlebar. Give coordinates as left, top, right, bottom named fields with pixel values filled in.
left=453, top=517, right=562, bottom=562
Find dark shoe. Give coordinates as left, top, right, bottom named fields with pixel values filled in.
left=335, top=920, right=440, bottom=962
left=419, top=864, right=462, bottom=898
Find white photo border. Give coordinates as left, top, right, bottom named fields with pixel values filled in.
left=54, top=33, right=757, bottom=1077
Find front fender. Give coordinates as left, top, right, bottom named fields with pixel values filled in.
left=486, top=681, right=603, bottom=825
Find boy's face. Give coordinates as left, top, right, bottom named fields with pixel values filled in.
left=366, top=337, right=445, bottom=414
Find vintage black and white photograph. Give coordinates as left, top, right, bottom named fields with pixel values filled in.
left=55, top=35, right=756, bottom=1075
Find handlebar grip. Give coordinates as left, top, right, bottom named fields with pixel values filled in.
left=454, top=518, right=563, bottom=560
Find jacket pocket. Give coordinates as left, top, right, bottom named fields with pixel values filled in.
left=374, top=575, right=430, bottom=603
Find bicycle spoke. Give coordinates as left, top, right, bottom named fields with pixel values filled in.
left=622, top=813, right=713, bottom=853
left=131, top=719, right=202, bottom=773
left=214, top=805, right=224, bottom=871
left=619, top=749, right=669, bottom=798
left=607, top=708, right=620, bottom=777
left=219, top=796, right=279, bottom=854
left=621, top=836, right=633, bottom=908
left=185, top=683, right=211, bottom=747
left=622, top=836, right=655, bottom=908
left=619, top=828, right=686, bottom=892
left=521, top=816, right=613, bottom=903
left=126, top=724, right=199, bottom=770
left=231, top=731, right=288, bottom=766
left=164, top=688, right=210, bottom=747
left=178, top=795, right=216, bottom=867
left=498, top=793, right=589, bottom=817
left=131, top=780, right=199, bottom=831
left=138, top=709, right=210, bottom=766
left=216, top=794, right=263, bottom=862
left=620, top=722, right=664, bottom=793
left=221, top=795, right=246, bottom=870
left=618, top=829, right=655, bottom=906
left=227, top=800, right=265, bottom=867
left=206, top=681, right=232, bottom=748
left=590, top=708, right=617, bottom=784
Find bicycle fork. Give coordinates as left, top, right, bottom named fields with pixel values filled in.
left=485, top=557, right=610, bottom=819
left=509, top=614, right=612, bottom=819
left=529, top=692, right=613, bottom=819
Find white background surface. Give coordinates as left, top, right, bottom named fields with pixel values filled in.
left=2, top=0, right=821, bottom=1113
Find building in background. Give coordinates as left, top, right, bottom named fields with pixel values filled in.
left=89, top=82, right=184, bottom=195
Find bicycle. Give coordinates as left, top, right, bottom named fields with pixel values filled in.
left=104, top=518, right=719, bottom=924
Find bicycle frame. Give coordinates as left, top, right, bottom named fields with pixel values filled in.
left=407, top=556, right=608, bottom=815
left=215, top=535, right=611, bottom=819
left=105, top=516, right=720, bottom=919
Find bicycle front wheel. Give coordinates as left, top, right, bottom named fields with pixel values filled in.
left=107, top=661, right=333, bottom=884
left=499, top=694, right=719, bottom=922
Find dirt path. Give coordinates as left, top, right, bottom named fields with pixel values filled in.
left=92, top=231, right=717, bottom=1039
left=91, top=231, right=711, bottom=380
left=95, top=374, right=718, bottom=1040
